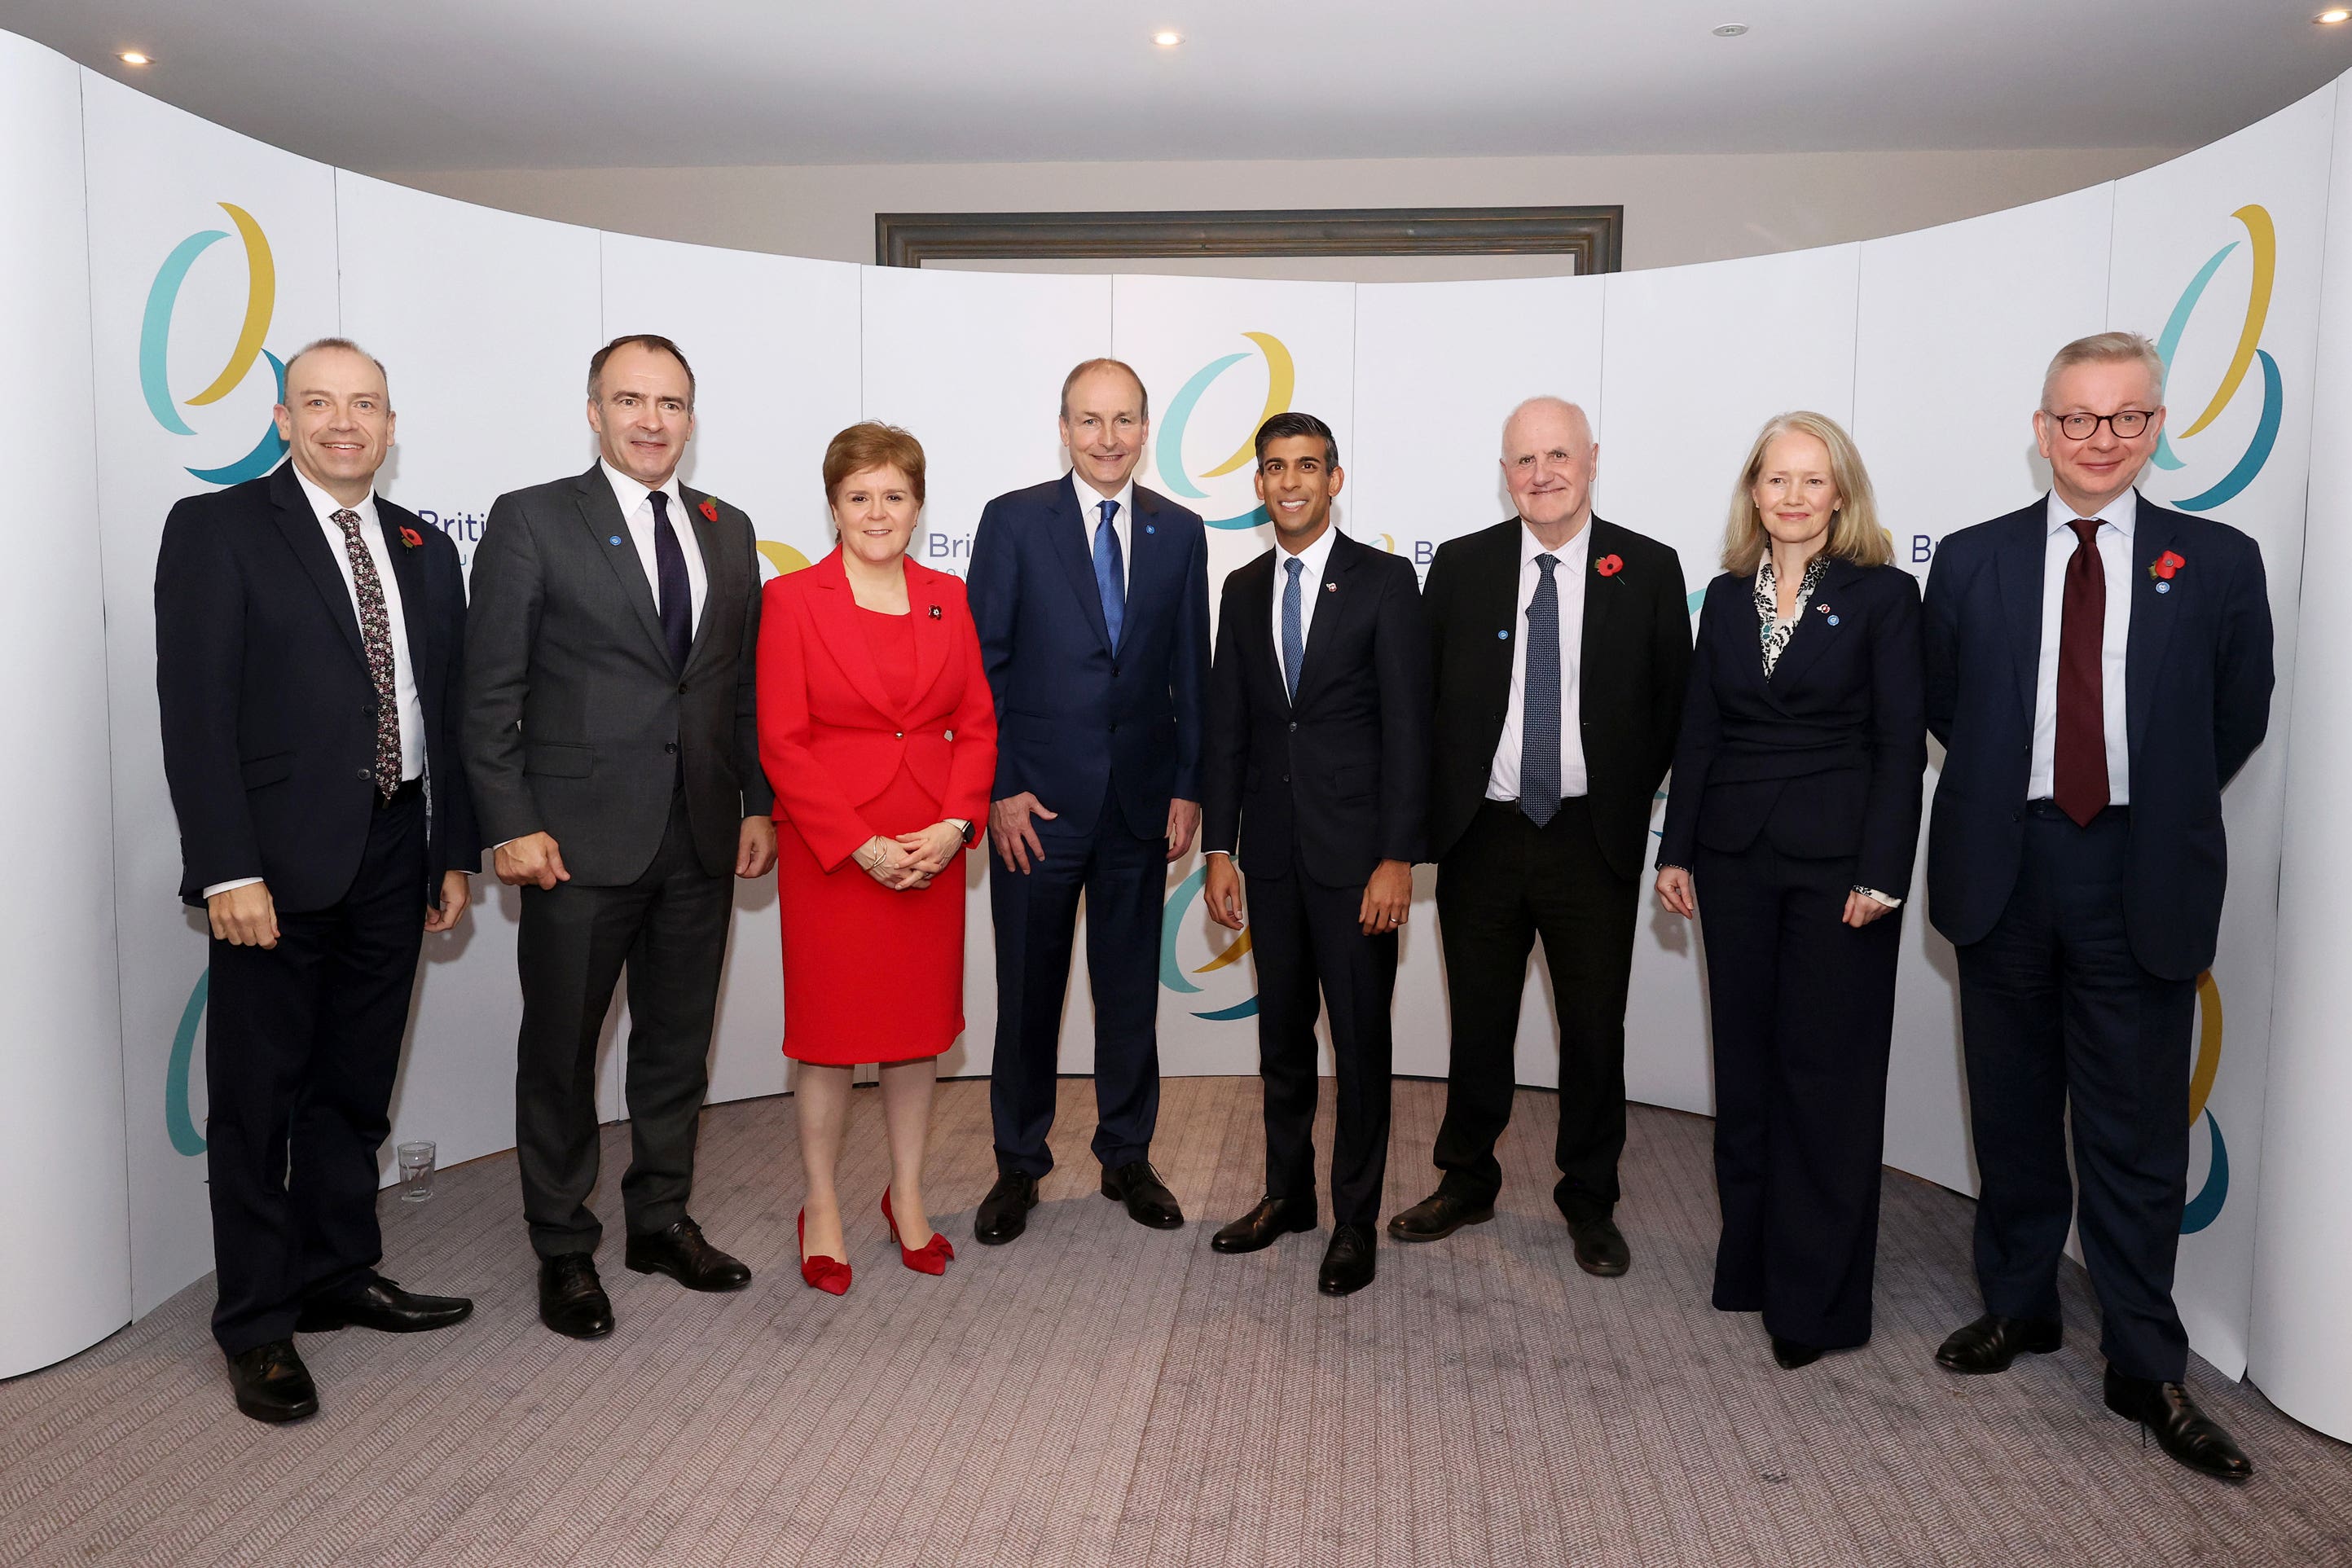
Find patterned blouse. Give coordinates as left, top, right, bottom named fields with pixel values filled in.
left=1754, top=556, right=1828, bottom=679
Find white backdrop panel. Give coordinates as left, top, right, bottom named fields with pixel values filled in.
left=2254, top=72, right=2352, bottom=1443
left=600, top=235, right=864, bottom=1106
left=1595, top=245, right=1863, bottom=1113
left=2102, top=83, right=2334, bottom=1382
left=1112, top=274, right=1361, bottom=1077
left=1348, top=274, right=1607, bottom=1078
left=81, top=71, right=345, bottom=1315
left=333, top=171, right=604, bottom=1171
left=0, top=37, right=131, bottom=1377
left=1850, top=185, right=2115, bottom=1194
left=861, top=266, right=1112, bottom=1078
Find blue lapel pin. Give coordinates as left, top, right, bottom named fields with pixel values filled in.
left=1827, top=615, right=1840, bottom=626
left=1145, top=524, right=1156, bottom=534
left=1497, top=629, right=1510, bottom=640
left=608, top=534, right=622, bottom=547
left=2156, top=581, right=2171, bottom=595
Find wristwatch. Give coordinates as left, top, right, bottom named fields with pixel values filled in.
left=947, top=817, right=978, bottom=846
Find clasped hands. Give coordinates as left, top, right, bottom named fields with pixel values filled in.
left=855, top=820, right=965, bottom=889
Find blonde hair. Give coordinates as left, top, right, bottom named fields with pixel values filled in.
left=2042, top=331, right=2165, bottom=411
left=1721, top=411, right=1889, bottom=576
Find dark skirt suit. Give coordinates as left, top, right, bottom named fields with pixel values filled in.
left=1657, top=558, right=1926, bottom=1349
left=757, top=549, right=998, bottom=1065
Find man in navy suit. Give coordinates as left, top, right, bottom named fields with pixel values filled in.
left=156, top=339, right=477, bottom=1424
left=1923, top=332, right=2273, bottom=1481
left=966, top=358, right=1211, bottom=1243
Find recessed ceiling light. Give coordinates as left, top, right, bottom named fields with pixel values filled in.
left=2319, top=8, right=2351, bottom=23
left=117, top=51, right=152, bottom=65
left=1153, top=30, right=1184, bottom=47
left=1712, top=24, right=1750, bottom=38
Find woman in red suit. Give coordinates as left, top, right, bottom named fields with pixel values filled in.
left=758, top=423, right=997, bottom=1294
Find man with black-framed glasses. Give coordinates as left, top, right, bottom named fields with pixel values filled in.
left=1921, top=331, right=2274, bottom=1481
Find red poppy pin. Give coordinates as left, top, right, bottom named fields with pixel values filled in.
left=1596, top=553, right=1624, bottom=578
left=398, top=525, right=423, bottom=550
left=2148, top=549, right=2185, bottom=582
left=699, top=497, right=720, bottom=523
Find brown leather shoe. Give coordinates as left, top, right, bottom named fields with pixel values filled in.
left=2104, top=1370, right=2254, bottom=1481
left=226, top=1339, right=319, bottom=1423
left=624, top=1216, right=751, bottom=1291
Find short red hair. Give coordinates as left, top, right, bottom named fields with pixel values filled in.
left=822, top=421, right=926, bottom=506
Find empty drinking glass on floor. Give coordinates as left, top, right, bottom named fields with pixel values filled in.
left=396, top=1140, right=437, bottom=1202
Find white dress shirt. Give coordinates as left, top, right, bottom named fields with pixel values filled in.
left=2028, top=489, right=2134, bottom=804
left=1486, top=520, right=1591, bottom=802
left=1070, top=472, right=1134, bottom=598
left=1268, top=522, right=1341, bottom=681
left=601, top=459, right=710, bottom=635
left=204, top=470, right=424, bottom=898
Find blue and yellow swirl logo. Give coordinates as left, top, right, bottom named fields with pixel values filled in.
left=1155, top=331, right=1295, bottom=530
left=2152, top=205, right=2279, bottom=512
left=1161, top=864, right=1256, bottom=1020
left=2182, top=971, right=2229, bottom=1233
left=140, top=201, right=287, bottom=486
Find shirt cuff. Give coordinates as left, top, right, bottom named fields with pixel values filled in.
left=1855, top=886, right=1902, bottom=908
left=202, top=876, right=265, bottom=899
left=1203, top=848, right=1234, bottom=859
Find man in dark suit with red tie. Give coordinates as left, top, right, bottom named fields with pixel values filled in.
left=1390, top=397, right=1691, bottom=1276
left=1923, top=332, right=2274, bottom=1481
left=156, top=338, right=477, bottom=1424
left=1199, top=412, right=1431, bottom=1296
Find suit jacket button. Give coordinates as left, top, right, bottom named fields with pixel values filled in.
left=356, top=768, right=370, bottom=781
left=1289, top=722, right=1298, bottom=731
left=678, top=681, right=689, bottom=694
left=665, top=742, right=679, bottom=754
left=895, top=731, right=904, bottom=740
left=944, top=730, right=955, bottom=740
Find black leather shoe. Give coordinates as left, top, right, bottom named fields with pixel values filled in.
left=1317, top=1225, right=1377, bottom=1296
left=1771, top=1335, right=1824, bottom=1370
left=538, top=1253, right=615, bottom=1339
left=296, top=1277, right=473, bottom=1334
left=624, top=1216, right=751, bottom=1291
left=1567, top=1216, right=1631, bottom=1277
left=1385, top=1189, right=1495, bottom=1242
left=2104, top=1369, right=2254, bottom=1481
left=974, top=1171, right=1040, bottom=1245
left=1101, top=1161, right=1185, bottom=1228
left=226, top=1339, right=319, bottom=1424
left=1934, top=1313, right=2062, bottom=1374
left=1211, top=1195, right=1317, bottom=1254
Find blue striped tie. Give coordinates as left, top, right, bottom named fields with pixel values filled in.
left=1092, top=498, right=1125, bottom=648
left=1281, top=556, right=1304, bottom=701
left=1520, top=553, right=1561, bottom=827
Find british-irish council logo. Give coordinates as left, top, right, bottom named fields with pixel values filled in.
left=140, top=200, right=287, bottom=486
left=1155, top=331, right=1295, bottom=530
left=1160, top=864, right=1257, bottom=1021
left=2152, top=204, right=2280, bottom=512
left=2182, top=971, right=2229, bottom=1234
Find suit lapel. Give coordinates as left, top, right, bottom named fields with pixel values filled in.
left=806, top=549, right=900, bottom=719
left=1473, top=520, right=1523, bottom=712
left=1576, top=516, right=1620, bottom=700
left=1761, top=557, right=1859, bottom=696
left=377, top=507, right=429, bottom=677
left=1054, top=473, right=1115, bottom=652
left=2125, top=495, right=2180, bottom=762
left=1291, top=531, right=1362, bottom=708
left=266, top=463, right=367, bottom=669
left=1995, top=507, right=2046, bottom=730
left=678, top=484, right=726, bottom=673
left=573, top=465, right=671, bottom=662
left=908, top=565, right=953, bottom=711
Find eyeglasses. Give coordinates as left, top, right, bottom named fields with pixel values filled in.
left=2047, top=409, right=2154, bottom=441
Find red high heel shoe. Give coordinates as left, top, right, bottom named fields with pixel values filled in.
left=798, top=1208, right=852, bottom=1295
left=881, top=1188, right=954, bottom=1276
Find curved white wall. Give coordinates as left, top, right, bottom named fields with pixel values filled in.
left=2, top=25, right=2347, bottom=1438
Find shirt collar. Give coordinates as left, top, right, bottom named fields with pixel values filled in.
left=2046, top=487, right=2138, bottom=538
left=1070, top=472, right=1133, bottom=525
left=602, top=457, right=684, bottom=521
left=1519, top=516, right=1593, bottom=572
left=291, top=465, right=376, bottom=529
left=1276, top=521, right=1340, bottom=581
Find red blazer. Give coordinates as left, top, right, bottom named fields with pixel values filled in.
left=757, top=548, right=999, bottom=871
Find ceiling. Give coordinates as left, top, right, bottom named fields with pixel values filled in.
left=8, top=1, right=2350, bottom=171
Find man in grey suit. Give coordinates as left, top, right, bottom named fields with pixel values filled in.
left=464, top=333, right=776, bottom=1339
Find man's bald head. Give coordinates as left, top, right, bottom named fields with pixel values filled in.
left=1501, top=396, right=1593, bottom=457
left=1500, top=397, right=1598, bottom=541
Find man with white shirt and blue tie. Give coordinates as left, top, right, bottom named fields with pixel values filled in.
left=1199, top=412, right=1431, bottom=1295
left=965, top=358, right=1211, bottom=1245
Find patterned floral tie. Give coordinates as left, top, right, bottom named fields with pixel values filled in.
left=332, top=507, right=402, bottom=798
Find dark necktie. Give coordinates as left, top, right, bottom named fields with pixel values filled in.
left=648, top=489, right=692, bottom=671
left=1521, top=553, right=1562, bottom=828
left=331, top=507, right=402, bottom=799
left=1281, top=556, right=1304, bottom=701
left=2053, top=518, right=2109, bottom=828
left=1093, top=498, right=1126, bottom=649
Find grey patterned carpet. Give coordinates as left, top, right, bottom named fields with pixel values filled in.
left=2, top=1079, right=2346, bottom=1567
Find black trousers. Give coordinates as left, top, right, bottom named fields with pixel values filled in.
left=1957, top=803, right=2196, bottom=1382
left=1694, top=837, right=1900, bottom=1349
left=515, top=791, right=732, bottom=1258
left=988, top=779, right=1166, bottom=1177
left=1431, top=797, right=1636, bottom=1219
left=205, top=784, right=425, bottom=1355
left=1248, top=849, right=1398, bottom=1230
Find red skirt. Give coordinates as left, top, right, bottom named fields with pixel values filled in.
left=776, top=765, right=967, bottom=1065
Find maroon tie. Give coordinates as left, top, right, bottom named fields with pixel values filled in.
left=2053, top=518, right=2108, bottom=828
